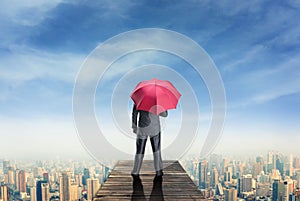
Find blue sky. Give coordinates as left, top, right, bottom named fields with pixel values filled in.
left=0, top=0, right=300, bottom=159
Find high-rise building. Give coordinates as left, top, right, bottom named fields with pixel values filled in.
left=272, top=179, right=279, bottom=201
left=253, top=161, right=264, bottom=179
left=70, top=183, right=79, bottom=201
left=15, top=169, right=20, bottom=191
left=224, top=165, right=233, bottom=183
left=198, top=160, right=208, bottom=189
left=283, top=179, right=294, bottom=201
left=82, top=168, right=90, bottom=186
left=8, top=168, right=14, bottom=186
left=216, top=183, right=224, bottom=196
left=75, top=174, right=83, bottom=186
left=36, top=180, right=47, bottom=201
left=257, top=171, right=270, bottom=184
left=287, top=154, right=294, bottom=177
left=2, top=160, right=10, bottom=174
left=272, top=179, right=285, bottom=201
left=18, top=170, right=26, bottom=193
left=59, top=172, right=71, bottom=201
left=221, top=158, right=229, bottom=176
left=0, top=185, right=9, bottom=201
left=238, top=174, right=254, bottom=197
left=87, top=178, right=99, bottom=201
left=296, top=172, right=300, bottom=188
left=43, top=173, right=49, bottom=182
left=30, top=187, right=36, bottom=201
left=211, top=167, right=219, bottom=187
left=224, top=188, right=237, bottom=201
left=41, top=183, right=50, bottom=201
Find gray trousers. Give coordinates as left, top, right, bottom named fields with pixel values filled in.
left=132, top=133, right=163, bottom=175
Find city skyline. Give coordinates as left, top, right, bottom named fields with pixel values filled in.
left=0, top=1, right=300, bottom=159
left=1, top=150, right=300, bottom=200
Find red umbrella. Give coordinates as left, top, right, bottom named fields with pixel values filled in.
left=130, top=78, right=181, bottom=115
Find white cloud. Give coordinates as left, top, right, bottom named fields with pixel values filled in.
left=0, top=0, right=62, bottom=26
left=227, top=53, right=300, bottom=108
left=0, top=45, right=85, bottom=84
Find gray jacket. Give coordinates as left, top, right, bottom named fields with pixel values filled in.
left=132, top=105, right=168, bottom=137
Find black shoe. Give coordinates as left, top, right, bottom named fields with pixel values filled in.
left=131, top=173, right=141, bottom=181
left=155, top=170, right=164, bottom=177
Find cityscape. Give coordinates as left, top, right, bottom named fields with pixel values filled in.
left=0, top=159, right=110, bottom=201
left=183, top=151, right=300, bottom=201
left=1, top=151, right=300, bottom=201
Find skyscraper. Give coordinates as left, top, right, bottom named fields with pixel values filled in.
left=238, top=174, right=254, bottom=197
left=2, top=160, right=10, bottom=174
left=30, top=187, right=36, bottom=201
left=224, top=188, right=237, bottom=201
left=287, top=154, right=294, bottom=177
left=8, top=168, right=14, bottom=186
left=59, top=172, right=71, bottom=201
left=224, top=165, right=233, bottom=183
left=198, top=160, right=208, bottom=189
left=15, top=169, right=20, bottom=191
left=82, top=168, right=90, bottom=186
left=296, top=172, right=300, bottom=188
left=216, top=183, right=224, bottom=196
left=41, top=183, right=50, bottom=201
left=87, top=178, right=99, bottom=201
left=36, top=180, right=47, bottom=201
left=283, top=179, right=294, bottom=201
left=272, top=179, right=285, bottom=201
left=18, top=170, right=26, bottom=193
left=43, top=173, right=49, bottom=182
left=0, top=185, right=9, bottom=201
left=70, top=183, right=79, bottom=201
left=211, top=167, right=219, bottom=187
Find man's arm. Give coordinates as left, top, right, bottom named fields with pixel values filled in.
left=159, top=110, right=168, bottom=117
left=132, top=104, right=138, bottom=133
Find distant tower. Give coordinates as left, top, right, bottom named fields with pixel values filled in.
left=224, top=165, right=233, bottom=183
left=216, top=183, right=224, bottom=196
left=36, top=180, right=47, bottom=201
left=41, top=183, right=50, bottom=201
left=287, top=154, right=294, bottom=177
left=70, top=183, right=79, bottom=201
left=75, top=174, right=83, bottom=186
left=18, top=170, right=26, bottom=193
left=198, top=160, right=208, bottom=189
left=242, top=174, right=253, bottom=193
left=238, top=174, right=253, bottom=197
left=43, top=173, right=49, bottom=182
left=0, top=185, right=9, bottom=201
left=87, top=178, right=100, bottom=201
left=272, top=179, right=279, bottom=201
left=211, top=167, right=219, bottom=187
left=30, top=187, right=36, bottom=201
left=8, top=168, right=15, bottom=186
left=283, top=179, right=294, bottom=201
left=82, top=168, right=90, bottom=186
left=2, top=160, right=10, bottom=174
left=59, top=172, right=71, bottom=201
left=224, top=188, right=237, bottom=201
left=15, top=169, right=20, bottom=191
left=296, top=172, right=300, bottom=188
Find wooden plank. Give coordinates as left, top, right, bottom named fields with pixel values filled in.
left=94, top=160, right=207, bottom=201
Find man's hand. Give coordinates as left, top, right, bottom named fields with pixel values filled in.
left=133, top=127, right=137, bottom=134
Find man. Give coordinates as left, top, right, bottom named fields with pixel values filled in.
left=131, top=104, right=168, bottom=179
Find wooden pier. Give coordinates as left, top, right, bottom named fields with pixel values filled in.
left=94, top=160, right=206, bottom=201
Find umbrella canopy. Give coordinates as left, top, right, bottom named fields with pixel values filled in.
left=130, top=78, right=181, bottom=115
